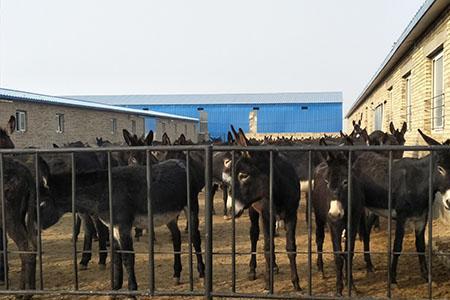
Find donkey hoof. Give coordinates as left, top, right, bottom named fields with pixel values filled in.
left=79, top=264, right=88, bottom=270
left=247, top=271, right=256, bottom=280
left=173, top=277, right=181, bottom=285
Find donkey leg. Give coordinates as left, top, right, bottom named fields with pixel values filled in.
left=74, top=214, right=82, bottom=242
left=79, top=215, right=94, bottom=269
left=390, top=218, right=406, bottom=285
left=329, top=224, right=344, bottom=296
left=167, top=220, right=183, bottom=284
left=118, top=225, right=137, bottom=291
left=7, top=221, right=36, bottom=294
left=211, top=183, right=218, bottom=215
left=414, top=217, right=428, bottom=282
left=262, top=212, right=277, bottom=291
left=222, top=184, right=228, bottom=218
left=190, top=210, right=205, bottom=278
left=95, top=217, right=109, bottom=267
left=134, top=227, right=143, bottom=241
left=360, top=213, right=374, bottom=273
left=111, top=237, right=123, bottom=290
left=315, top=219, right=326, bottom=277
left=285, top=214, right=301, bottom=291
left=248, top=207, right=259, bottom=280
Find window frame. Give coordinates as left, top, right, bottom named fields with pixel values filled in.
left=56, top=113, right=64, bottom=133
left=374, top=104, right=383, bottom=131
left=432, top=51, right=444, bottom=130
left=15, top=110, right=27, bottom=132
left=405, top=75, right=412, bottom=131
left=111, top=118, right=117, bottom=134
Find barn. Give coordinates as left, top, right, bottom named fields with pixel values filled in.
left=69, top=92, right=343, bottom=141
left=345, top=0, right=450, bottom=148
left=0, top=88, right=198, bottom=148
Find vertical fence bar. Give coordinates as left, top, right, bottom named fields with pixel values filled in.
left=186, top=151, right=194, bottom=291
left=307, top=150, right=312, bottom=296
left=107, top=152, right=115, bottom=290
left=204, top=145, right=213, bottom=300
left=428, top=151, right=433, bottom=299
left=35, top=153, right=44, bottom=290
left=269, top=151, right=274, bottom=294
left=346, top=150, right=352, bottom=297
left=387, top=150, right=393, bottom=298
left=146, top=150, right=155, bottom=294
left=231, top=150, right=236, bottom=293
left=71, top=153, right=79, bottom=290
left=0, top=154, right=9, bottom=289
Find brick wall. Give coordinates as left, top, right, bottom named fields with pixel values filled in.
left=0, top=99, right=145, bottom=148
left=346, top=8, right=450, bottom=152
left=155, top=119, right=198, bottom=143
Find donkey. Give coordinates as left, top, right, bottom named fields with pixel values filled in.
left=312, top=146, right=368, bottom=296
left=225, top=129, right=301, bottom=291
left=353, top=129, right=450, bottom=284
left=40, top=157, right=205, bottom=290
left=49, top=142, right=109, bottom=269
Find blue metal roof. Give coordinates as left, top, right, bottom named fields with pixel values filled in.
left=0, top=88, right=198, bottom=122
left=346, top=0, right=446, bottom=117
left=66, top=91, right=343, bottom=105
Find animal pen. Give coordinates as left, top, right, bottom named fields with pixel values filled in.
left=0, top=143, right=450, bottom=300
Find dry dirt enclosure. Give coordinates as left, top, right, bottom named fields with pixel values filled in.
left=1, top=191, right=450, bottom=300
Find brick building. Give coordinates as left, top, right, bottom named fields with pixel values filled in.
left=0, top=88, right=198, bottom=148
left=346, top=0, right=450, bottom=150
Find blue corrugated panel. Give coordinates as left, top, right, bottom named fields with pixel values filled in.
left=123, top=103, right=342, bottom=140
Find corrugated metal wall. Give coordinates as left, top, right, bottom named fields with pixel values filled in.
left=124, top=103, right=342, bottom=140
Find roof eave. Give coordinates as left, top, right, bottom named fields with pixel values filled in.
left=345, top=0, right=446, bottom=118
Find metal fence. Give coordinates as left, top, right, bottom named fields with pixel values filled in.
left=0, top=144, right=448, bottom=299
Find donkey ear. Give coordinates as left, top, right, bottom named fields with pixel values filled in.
left=7, top=116, right=16, bottom=134
left=418, top=129, right=441, bottom=145
left=389, top=122, right=395, bottom=134
left=162, top=133, right=171, bottom=145
left=52, top=143, right=59, bottom=148
left=401, top=122, right=407, bottom=135
left=178, top=134, right=187, bottom=144
left=123, top=129, right=133, bottom=146
left=237, top=128, right=249, bottom=147
left=357, top=119, right=361, bottom=126
left=319, top=138, right=328, bottom=146
left=352, top=120, right=356, bottom=126
left=144, top=130, right=153, bottom=146
left=227, top=131, right=234, bottom=144
left=339, top=130, right=347, bottom=138
left=230, top=125, right=239, bottom=141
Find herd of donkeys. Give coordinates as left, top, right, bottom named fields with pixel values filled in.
left=1, top=114, right=450, bottom=297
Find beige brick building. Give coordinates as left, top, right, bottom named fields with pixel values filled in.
left=0, top=88, right=198, bottom=148
left=346, top=1, right=450, bottom=151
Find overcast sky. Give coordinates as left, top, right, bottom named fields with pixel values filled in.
left=0, top=0, right=425, bottom=113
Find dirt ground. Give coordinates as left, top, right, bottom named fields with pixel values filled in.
left=1, top=191, right=450, bottom=300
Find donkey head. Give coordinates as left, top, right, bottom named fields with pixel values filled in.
left=122, top=129, right=156, bottom=165
left=418, top=129, right=450, bottom=210
left=389, top=121, right=407, bottom=146
left=225, top=128, right=270, bottom=218
left=0, top=116, right=16, bottom=149
left=323, top=150, right=349, bottom=222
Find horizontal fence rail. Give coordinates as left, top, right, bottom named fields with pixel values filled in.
left=0, top=144, right=449, bottom=299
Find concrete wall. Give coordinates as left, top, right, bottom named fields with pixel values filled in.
left=154, top=118, right=198, bottom=143
left=0, top=99, right=145, bottom=148
left=346, top=8, right=450, bottom=151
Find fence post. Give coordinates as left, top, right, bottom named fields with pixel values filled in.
left=204, top=145, right=213, bottom=300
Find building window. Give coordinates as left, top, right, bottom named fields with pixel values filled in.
left=15, top=111, right=27, bottom=132
left=253, top=107, right=260, bottom=110
left=432, top=51, right=444, bottom=129
left=131, top=120, right=136, bottom=134
left=405, top=75, right=412, bottom=131
left=56, top=113, right=64, bottom=133
left=374, top=104, right=383, bottom=131
left=301, top=106, right=308, bottom=110
left=197, top=107, right=204, bottom=111
left=111, top=118, right=117, bottom=134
